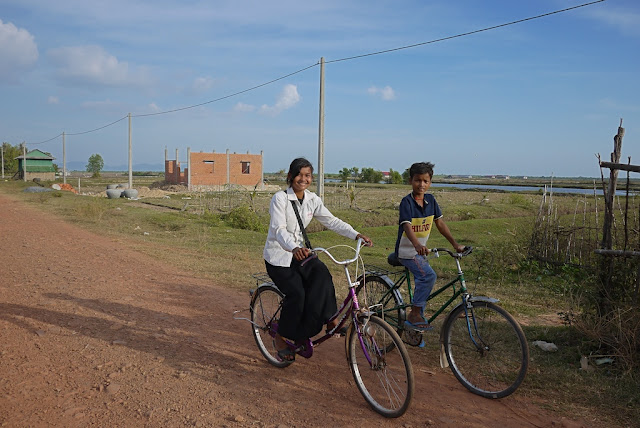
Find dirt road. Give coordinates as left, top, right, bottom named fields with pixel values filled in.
left=0, top=192, right=587, bottom=427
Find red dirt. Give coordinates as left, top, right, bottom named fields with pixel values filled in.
left=0, top=192, right=590, bottom=427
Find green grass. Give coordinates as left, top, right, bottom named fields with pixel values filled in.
left=1, top=179, right=638, bottom=427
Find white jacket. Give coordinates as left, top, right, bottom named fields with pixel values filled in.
left=263, top=187, right=359, bottom=267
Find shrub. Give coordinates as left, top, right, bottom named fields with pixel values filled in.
left=224, top=205, right=267, bottom=232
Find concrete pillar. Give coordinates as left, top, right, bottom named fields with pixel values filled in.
left=187, top=147, right=191, bottom=191
left=226, top=149, right=230, bottom=185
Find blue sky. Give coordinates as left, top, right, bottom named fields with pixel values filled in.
left=1, top=0, right=638, bottom=177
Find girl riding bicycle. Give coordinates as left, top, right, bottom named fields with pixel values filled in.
left=263, top=157, right=372, bottom=362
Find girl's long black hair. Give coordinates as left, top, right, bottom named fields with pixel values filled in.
left=286, top=157, right=314, bottom=186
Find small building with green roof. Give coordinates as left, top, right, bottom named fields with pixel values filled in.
left=15, top=149, right=56, bottom=181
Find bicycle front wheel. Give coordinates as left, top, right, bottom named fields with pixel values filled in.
left=250, top=285, right=290, bottom=368
left=355, top=275, right=404, bottom=336
left=443, top=301, right=529, bottom=398
left=348, top=315, right=414, bottom=418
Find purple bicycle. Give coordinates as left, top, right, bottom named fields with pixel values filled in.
left=243, top=238, right=414, bottom=418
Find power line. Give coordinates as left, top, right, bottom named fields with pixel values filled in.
left=16, top=0, right=604, bottom=145
left=326, top=0, right=605, bottom=63
left=28, top=115, right=129, bottom=146
left=133, top=63, right=319, bottom=118
left=30, top=133, right=63, bottom=146
left=67, top=115, right=129, bottom=136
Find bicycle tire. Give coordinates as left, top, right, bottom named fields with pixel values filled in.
left=250, top=285, right=291, bottom=368
left=348, top=315, right=414, bottom=418
left=442, top=301, right=529, bottom=398
left=355, top=275, right=405, bottom=336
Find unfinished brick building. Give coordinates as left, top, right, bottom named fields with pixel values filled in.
left=164, top=148, right=264, bottom=190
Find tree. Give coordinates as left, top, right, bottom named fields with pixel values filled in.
left=1, top=142, right=21, bottom=174
left=339, top=167, right=351, bottom=182
left=388, top=168, right=403, bottom=184
left=361, top=167, right=383, bottom=183
left=350, top=167, right=359, bottom=181
left=86, top=154, right=104, bottom=177
left=402, top=168, right=411, bottom=184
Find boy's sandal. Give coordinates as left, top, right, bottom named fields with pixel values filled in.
left=276, top=347, right=296, bottom=362
left=404, top=320, right=434, bottom=332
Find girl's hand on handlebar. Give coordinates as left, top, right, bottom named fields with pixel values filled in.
left=356, top=234, right=373, bottom=247
left=454, top=244, right=466, bottom=253
left=293, top=247, right=311, bottom=261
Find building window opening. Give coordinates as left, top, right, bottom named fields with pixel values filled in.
left=204, top=160, right=214, bottom=173
left=241, top=161, right=250, bottom=174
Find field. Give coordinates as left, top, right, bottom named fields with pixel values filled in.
left=3, top=175, right=639, bottom=427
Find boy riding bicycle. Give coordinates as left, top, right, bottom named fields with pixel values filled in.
left=395, top=162, right=465, bottom=331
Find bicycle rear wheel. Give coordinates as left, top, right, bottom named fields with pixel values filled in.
left=348, top=315, right=414, bottom=418
left=356, top=275, right=404, bottom=336
left=443, top=301, right=529, bottom=398
left=250, top=285, right=290, bottom=368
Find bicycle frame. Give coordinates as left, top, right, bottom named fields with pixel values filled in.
left=362, top=247, right=501, bottom=352
left=249, top=239, right=382, bottom=365
left=367, top=251, right=470, bottom=325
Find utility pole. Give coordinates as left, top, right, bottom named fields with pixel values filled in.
left=62, top=132, right=66, bottom=184
left=128, top=113, right=133, bottom=189
left=317, top=57, right=325, bottom=201
left=1, top=144, right=4, bottom=179
left=22, top=144, right=26, bottom=182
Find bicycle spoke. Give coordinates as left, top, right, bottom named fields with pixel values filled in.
left=348, top=316, right=414, bottom=417
left=251, top=286, right=290, bottom=368
left=444, top=302, right=528, bottom=398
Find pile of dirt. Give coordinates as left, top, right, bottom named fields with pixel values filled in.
left=134, top=186, right=172, bottom=198
left=57, top=183, right=78, bottom=194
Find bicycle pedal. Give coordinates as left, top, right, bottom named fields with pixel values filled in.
left=403, top=329, right=423, bottom=347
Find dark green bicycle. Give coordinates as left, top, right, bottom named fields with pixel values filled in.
left=356, top=246, right=529, bottom=399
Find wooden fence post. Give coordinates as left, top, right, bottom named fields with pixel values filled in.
left=598, top=120, right=625, bottom=314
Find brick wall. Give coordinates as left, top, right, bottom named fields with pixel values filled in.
left=165, top=151, right=262, bottom=188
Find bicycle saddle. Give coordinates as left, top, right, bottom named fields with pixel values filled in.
left=387, top=252, right=403, bottom=267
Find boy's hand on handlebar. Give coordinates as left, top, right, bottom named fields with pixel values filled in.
left=356, top=234, right=373, bottom=247
left=454, top=244, right=466, bottom=253
left=293, top=247, right=311, bottom=261
left=414, top=244, right=428, bottom=256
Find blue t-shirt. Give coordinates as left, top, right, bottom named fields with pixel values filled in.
left=395, top=193, right=443, bottom=259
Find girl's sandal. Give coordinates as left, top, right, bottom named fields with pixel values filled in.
left=277, top=347, right=296, bottom=362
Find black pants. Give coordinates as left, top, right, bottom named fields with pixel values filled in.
left=265, top=256, right=337, bottom=341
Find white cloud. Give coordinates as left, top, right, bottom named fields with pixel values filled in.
left=0, top=19, right=39, bottom=82
left=47, top=45, right=150, bottom=87
left=368, top=85, right=396, bottom=101
left=234, top=102, right=256, bottom=112
left=48, top=96, right=59, bottom=104
left=192, top=76, right=215, bottom=93
left=260, top=84, right=301, bottom=116
left=586, top=7, right=640, bottom=37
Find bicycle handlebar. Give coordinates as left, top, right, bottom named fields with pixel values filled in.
left=311, top=237, right=366, bottom=266
left=429, top=246, right=473, bottom=259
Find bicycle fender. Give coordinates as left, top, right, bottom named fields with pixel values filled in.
left=469, top=295, right=500, bottom=304
left=438, top=296, right=501, bottom=366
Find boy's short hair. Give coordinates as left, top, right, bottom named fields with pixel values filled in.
left=409, top=162, right=435, bottom=179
